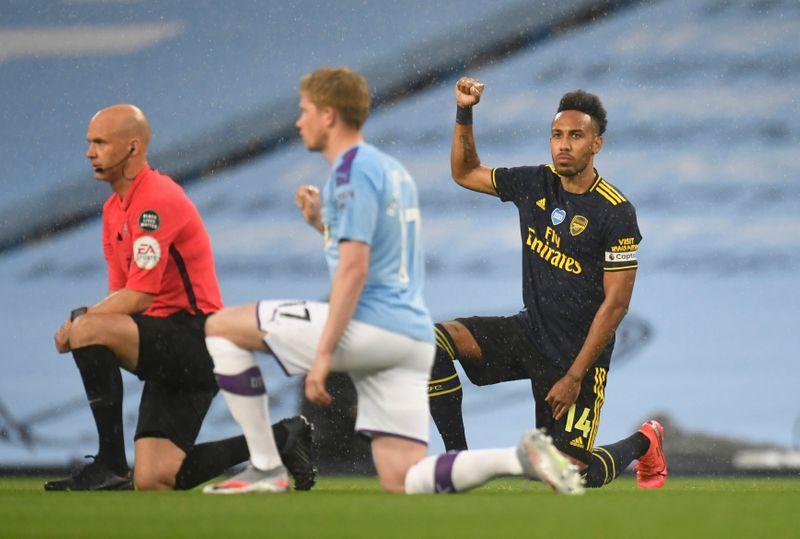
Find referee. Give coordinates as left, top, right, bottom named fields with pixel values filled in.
left=47, top=104, right=314, bottom=491
left=428, top=78, right=667, bottom=489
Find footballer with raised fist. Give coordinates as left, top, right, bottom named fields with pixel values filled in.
left=427, top=77, right=667, bottom=489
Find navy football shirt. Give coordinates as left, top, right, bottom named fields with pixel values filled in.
left=492, top=164, right=641, bottom=369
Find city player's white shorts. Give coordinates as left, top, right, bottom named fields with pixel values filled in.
left=256, top=300, right=435, bottom=444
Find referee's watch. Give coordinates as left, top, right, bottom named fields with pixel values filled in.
left=70, top=306, right=88, bottom=322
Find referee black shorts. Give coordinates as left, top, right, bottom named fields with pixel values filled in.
left=130, top=310, right=218, bottom=453
left=454, top=313, right=608, bottom=464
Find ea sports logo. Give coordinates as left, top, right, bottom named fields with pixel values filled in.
left=133, top=236, right=161, bottom=270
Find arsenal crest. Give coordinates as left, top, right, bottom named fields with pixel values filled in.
left=570, top=215, right=588, bottom=236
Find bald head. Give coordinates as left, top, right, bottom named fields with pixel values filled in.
left=86, top=104, right=151, bottom=184
left=91, top=104, right=151, bottom=148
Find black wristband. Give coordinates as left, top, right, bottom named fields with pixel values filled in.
left=70, top=307, right=88, bottom=322
left=456, top=105, right=473, bottom=125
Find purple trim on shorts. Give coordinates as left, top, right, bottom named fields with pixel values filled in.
left=215, top=366, right=266, bottom=396
left=434, top=451, right=460, bottom=493
left=254, top=301, right=290, bottom=377
left=255, top=301, right=262, bottom=331
left=356, top=429, right=428, bottom=446
left=266, top=348, right=291, bottom=377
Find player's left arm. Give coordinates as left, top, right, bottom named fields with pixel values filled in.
left=305, top=240, right=369, bottom=405
left=545, top=269, right=636, bottom=420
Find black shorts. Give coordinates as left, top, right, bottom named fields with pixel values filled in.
left=455, top=314, right=607, bottom=464
left=131, top=311, right=218, bottom=452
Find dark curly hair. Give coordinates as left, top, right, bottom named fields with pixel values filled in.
left=557, top=90, right=607, bottom=135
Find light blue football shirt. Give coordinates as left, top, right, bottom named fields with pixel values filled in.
left=321, top=142, right=433, bottom=344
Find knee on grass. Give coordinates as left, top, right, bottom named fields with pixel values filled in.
left=379, top=473, right=408, bottom=494
left=133, top=466, right=177, bottom=491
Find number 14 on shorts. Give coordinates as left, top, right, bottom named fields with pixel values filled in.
left=564, top=404, right=591, bottom=438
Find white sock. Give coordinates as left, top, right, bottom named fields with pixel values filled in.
left=451, top=448, right=523, bottom=490
left=405, top=448, right=523, bottom=494
left=205, top=336, right=282, bottom=471
left=405, top=455, right=438, bottom=494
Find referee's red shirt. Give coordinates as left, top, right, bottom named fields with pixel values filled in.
left=102, top=167, right=223, bottom=317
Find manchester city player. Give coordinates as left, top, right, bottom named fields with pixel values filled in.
left=202, top=67, right=582, bottom=495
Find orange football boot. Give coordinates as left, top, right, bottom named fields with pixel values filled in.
left=636, top=420, right=667, bottom=489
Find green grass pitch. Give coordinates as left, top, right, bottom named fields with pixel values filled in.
left=2, top=476, right=799, bottom=538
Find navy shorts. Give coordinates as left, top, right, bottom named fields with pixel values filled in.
left=454, top=313, right=607, bottom=464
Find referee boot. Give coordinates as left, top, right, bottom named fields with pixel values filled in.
left=277, top=415, right=317, bottom=491
left=44, top=456, right=132, bottom=491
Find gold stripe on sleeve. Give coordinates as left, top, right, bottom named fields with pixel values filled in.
left=599, top=180, right=627, bottom=202
left=595, top=183, right=622, bottom=205
left=604, top=265, right=638, bottom=272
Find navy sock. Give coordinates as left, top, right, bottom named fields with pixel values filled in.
left=72, top=345, right=127, bottom=473
left=428, top=324, right=467, bottom=451
left=583, top=432, right=650, bottom=488
left=174, top=435, right=249, bottom=490
left=174, top=423, right=290, bottom=490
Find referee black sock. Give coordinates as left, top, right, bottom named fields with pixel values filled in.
left=174, top=423, right=290, bottom=490
left=428, top=324, right=468, bottom=451
left=72, top=345, right=128, bottom=474
left=583, top=432, right=650, bottom=488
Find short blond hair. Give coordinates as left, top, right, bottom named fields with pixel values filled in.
left=299, top=67, right=370, bottom=130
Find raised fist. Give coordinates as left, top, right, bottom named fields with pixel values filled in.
left=455, top=77, right=485, bottom=107
left=294, top=185, right=322, bottom=230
